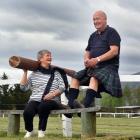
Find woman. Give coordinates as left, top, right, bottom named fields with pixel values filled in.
left=20, top=49, right=68, bottom=138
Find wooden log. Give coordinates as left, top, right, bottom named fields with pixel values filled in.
left=7, top=114, right=20, bottom=136
left=9, top=56, right=76, bottom=77
left=51, top=65, right=76, bottom=78
left=9, top=56, right=40, bottom=71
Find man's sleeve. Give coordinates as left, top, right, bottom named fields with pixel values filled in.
left=108, top=29, right=121, bottom=47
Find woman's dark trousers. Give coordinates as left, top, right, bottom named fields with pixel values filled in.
left=23, top=100, right=61, bottom=132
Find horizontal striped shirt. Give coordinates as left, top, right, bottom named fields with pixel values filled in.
left=20, top=70, right=65, bottom=102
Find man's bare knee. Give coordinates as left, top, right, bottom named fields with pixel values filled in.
left=70, top=78, right=80, bottom=89
left=89, top=77, right=98, bottom=91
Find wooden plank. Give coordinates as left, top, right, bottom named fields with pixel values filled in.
left=8, top=106, right=100, bottom=115
left=51, top=106, right=100, bottom=114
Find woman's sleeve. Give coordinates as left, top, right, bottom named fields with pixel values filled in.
left=55, top=71, right=66, bottom=94
left=20, top=76, right=32, bottom=92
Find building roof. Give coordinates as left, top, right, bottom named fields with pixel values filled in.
left=115, top=106, right=140, bottom=109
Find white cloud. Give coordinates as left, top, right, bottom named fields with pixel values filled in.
left=0, top=0, right=140, bottom=75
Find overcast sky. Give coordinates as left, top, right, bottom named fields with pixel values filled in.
left=0, top=0, right=140, bottom=79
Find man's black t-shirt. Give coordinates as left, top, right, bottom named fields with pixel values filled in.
left=86, top=26, right=121, bottom=69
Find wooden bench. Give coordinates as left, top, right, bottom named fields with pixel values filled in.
left=7, top=106, right=100, bottom=139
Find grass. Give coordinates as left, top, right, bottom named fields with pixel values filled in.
left=0, top=116, right=140, bottom=140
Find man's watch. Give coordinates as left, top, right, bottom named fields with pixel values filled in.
left=97, top=57, right=101, bottom=62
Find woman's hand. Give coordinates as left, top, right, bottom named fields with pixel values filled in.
left=43, top=92, right=56, bottom=101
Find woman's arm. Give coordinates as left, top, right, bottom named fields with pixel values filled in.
left=20, top=70, right=30, bottom=92
left=20, top=69, right=28, bottom=85
left=43, top=71, right=65, bottom=101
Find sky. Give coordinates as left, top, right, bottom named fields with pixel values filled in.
left=0, top=0, right=140, bottom=79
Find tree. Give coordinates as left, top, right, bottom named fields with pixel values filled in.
left=123, top=85, right=133, bottom=106
left=0, top=72, right=31, bottom=109
left=132, top=86, right=140, bottom=105
left=100, top=93, right=124, bottom=111
left=1, top=72, right=8, bottom=80
left=9, top=84, right=31, bottom=109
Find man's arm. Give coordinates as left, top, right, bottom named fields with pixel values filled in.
left=96, top=45, right=119, bottom=63
left=84, top=51, right=91, bottom=67
left=86, top=45, right=119, bottom=68
left=84, top=51, right=90, bottom=60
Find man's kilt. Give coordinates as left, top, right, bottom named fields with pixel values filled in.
left=74, top=65, right=122, bottom=98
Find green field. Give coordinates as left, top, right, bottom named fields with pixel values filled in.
left=0, top=116, right=140, bottom=140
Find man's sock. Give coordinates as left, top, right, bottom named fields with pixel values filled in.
left=68, top=88, right=79, bottom=108
left=96, top=93, right=102, bottom=98
left=84, top=89, right=96, bottom=108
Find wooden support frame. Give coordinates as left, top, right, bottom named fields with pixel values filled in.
left=7, top=106, right=100, bottom=137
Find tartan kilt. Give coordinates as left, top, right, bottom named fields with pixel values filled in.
left=74, top=65, right=122, bottom=98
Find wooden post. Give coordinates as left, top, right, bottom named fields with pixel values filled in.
left=7, top=114, right=20, bottom=136
left=61, top=93, right=72, bottom=137
left=80, top=87, right=98, bottom=139
left=81, top=111, right=96, bottom=139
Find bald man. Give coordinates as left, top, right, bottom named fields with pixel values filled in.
left=68, top=10, right=122, bottom=108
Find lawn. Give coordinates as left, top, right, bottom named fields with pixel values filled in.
left=0, top=116, right=140, bottom=140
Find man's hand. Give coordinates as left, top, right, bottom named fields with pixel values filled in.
left=84, top=58, right=98, bottom=68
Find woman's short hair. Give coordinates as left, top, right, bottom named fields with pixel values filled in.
left=37, top=49, right=51, bottom=60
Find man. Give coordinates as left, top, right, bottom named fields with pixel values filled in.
left=68, top=10, right=122, bottom=108
left=20, top=49, right=70, bottom=138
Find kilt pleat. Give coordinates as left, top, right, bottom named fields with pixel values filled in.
left=74, top=65, right=122, bottom=98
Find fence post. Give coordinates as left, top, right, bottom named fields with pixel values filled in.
left=7, top=114, right=20, bottom=136
left=80, top=87, right=98, bottom=139
left=81, top=108, right=96, bottom=139
left=61, top=93, right=72, bottom=137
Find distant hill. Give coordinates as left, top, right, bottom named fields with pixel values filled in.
left=121, top=73, right=140, bottom=89
left=121, top=82, right=140, bottom=89
left=133, top=72, right=140, bottom=75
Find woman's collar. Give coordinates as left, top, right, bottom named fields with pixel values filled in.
left=37, top=65, right=52, bottom=74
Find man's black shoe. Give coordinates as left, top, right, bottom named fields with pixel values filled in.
left=58, top=104, right=73, bottom=118
left=73, top=100, right=84, bottom=108
left=73, top=100, right=84, bottom=117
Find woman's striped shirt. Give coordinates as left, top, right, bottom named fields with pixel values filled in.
left=20, top=70, right=65, bottom=102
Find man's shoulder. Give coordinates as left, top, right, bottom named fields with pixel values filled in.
left=89, top=32, right=96, bottom=38
left=107, top=26, right=119, bottom=34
